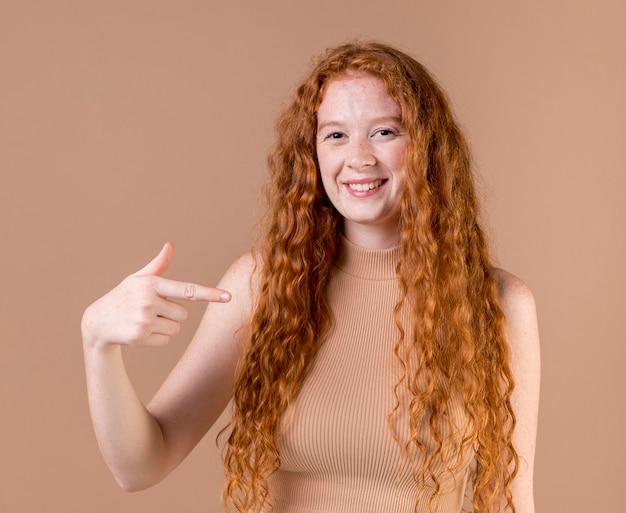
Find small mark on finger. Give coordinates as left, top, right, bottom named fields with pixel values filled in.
left=184, top=284, right=196, bottom=299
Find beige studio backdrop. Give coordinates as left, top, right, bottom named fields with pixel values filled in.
left=1, top=1, right=624, bottom=512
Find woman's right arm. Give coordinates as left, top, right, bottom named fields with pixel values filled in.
left=81, top=243, right=255, bottom=491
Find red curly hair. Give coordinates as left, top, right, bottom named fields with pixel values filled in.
left=222, top=41, right=518, bottom=513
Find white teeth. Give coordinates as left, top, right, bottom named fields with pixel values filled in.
left=348, top=180, right=382, bottom=192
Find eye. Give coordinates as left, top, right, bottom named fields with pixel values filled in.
left=326, top=132, right=345, bottom=140
left=374, top=128, right=396, bottom=137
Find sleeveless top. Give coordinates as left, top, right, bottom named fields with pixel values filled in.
left=269, top=237, right=473, bottom=513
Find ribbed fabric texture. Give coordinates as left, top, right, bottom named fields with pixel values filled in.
left=269, top=237, right=472, bottom=513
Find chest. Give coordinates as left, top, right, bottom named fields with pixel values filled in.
left=277, top=272, right=408, bottom=478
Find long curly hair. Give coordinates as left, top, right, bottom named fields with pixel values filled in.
left=222, top=41, right=518, bottom=513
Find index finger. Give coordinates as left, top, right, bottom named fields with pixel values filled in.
left=153, top=277, right=231, bottom=302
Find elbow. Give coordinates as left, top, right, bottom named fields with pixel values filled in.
left=116, top=478, right=146, bottom=493
left=99, top=422, right=170, bottom=492
left=111, top=467, right=165, bottom=493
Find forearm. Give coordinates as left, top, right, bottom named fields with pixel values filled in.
left=83, top=343, right=167, bottom=491
left=80, top=245, right=243, bottom=490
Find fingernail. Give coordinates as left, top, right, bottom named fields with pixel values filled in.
left=220, top=292, right=231, bottom=301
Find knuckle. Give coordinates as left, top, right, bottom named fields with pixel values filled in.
left=135, top=292, right=156, bottom=311
left=183, top=283, right=196, bottom=299
left=136, top=302, right=153, bottom=317
left=144, top=276, right=160, bottom=290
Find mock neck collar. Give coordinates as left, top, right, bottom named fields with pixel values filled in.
left=334, top=235, right=401, bottom=280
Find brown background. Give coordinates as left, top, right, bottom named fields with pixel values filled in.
left=1, top=1, right=624, bottom=512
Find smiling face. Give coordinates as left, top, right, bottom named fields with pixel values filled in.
left=316, top=74, right=407, bottom=249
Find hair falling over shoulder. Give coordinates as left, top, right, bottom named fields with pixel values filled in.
left=221, top=41, right=518, bottom=513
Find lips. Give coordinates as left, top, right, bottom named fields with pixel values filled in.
left=347, top=179, right=384, bottom=192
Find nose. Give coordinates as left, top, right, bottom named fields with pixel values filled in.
left=347, top=138, right=376, bottom=170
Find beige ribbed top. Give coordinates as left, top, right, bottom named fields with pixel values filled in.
left=270, top=237, right=472, bottom=513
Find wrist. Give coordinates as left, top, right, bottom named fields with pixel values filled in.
left=81, top=306, right=119, bottom=354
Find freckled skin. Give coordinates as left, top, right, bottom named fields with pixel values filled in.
left=316, top=75, right=407, bottom=249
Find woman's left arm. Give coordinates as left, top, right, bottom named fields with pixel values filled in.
left=494, top=269, right=541, bottom=513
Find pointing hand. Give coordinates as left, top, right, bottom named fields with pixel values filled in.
left=81, top=243, right=231, bottom=349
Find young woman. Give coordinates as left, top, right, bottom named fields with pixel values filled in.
left=82, top=42, right=540, bottom=513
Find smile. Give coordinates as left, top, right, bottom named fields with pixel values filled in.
left=347, top=180, right=384, bottom=192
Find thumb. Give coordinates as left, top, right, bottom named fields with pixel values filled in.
left=134, top=242, right=174, bottom=277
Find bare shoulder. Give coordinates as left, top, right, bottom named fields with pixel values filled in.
left=492, top=267, right=540, bottom=371
left=492, top=268, right=536, bottom=313
left=216, top=252, right=259, bottom=306
left=492, top=268, right=539, bottom=348
left=492, top=268, right=540, bottom=363
left=219, top=252, right=257, bottom=286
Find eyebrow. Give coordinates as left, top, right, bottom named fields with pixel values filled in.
left=317, top=116, right=403, bottom=132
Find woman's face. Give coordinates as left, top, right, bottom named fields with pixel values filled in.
left=316, top=74, right=407, bottom=248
